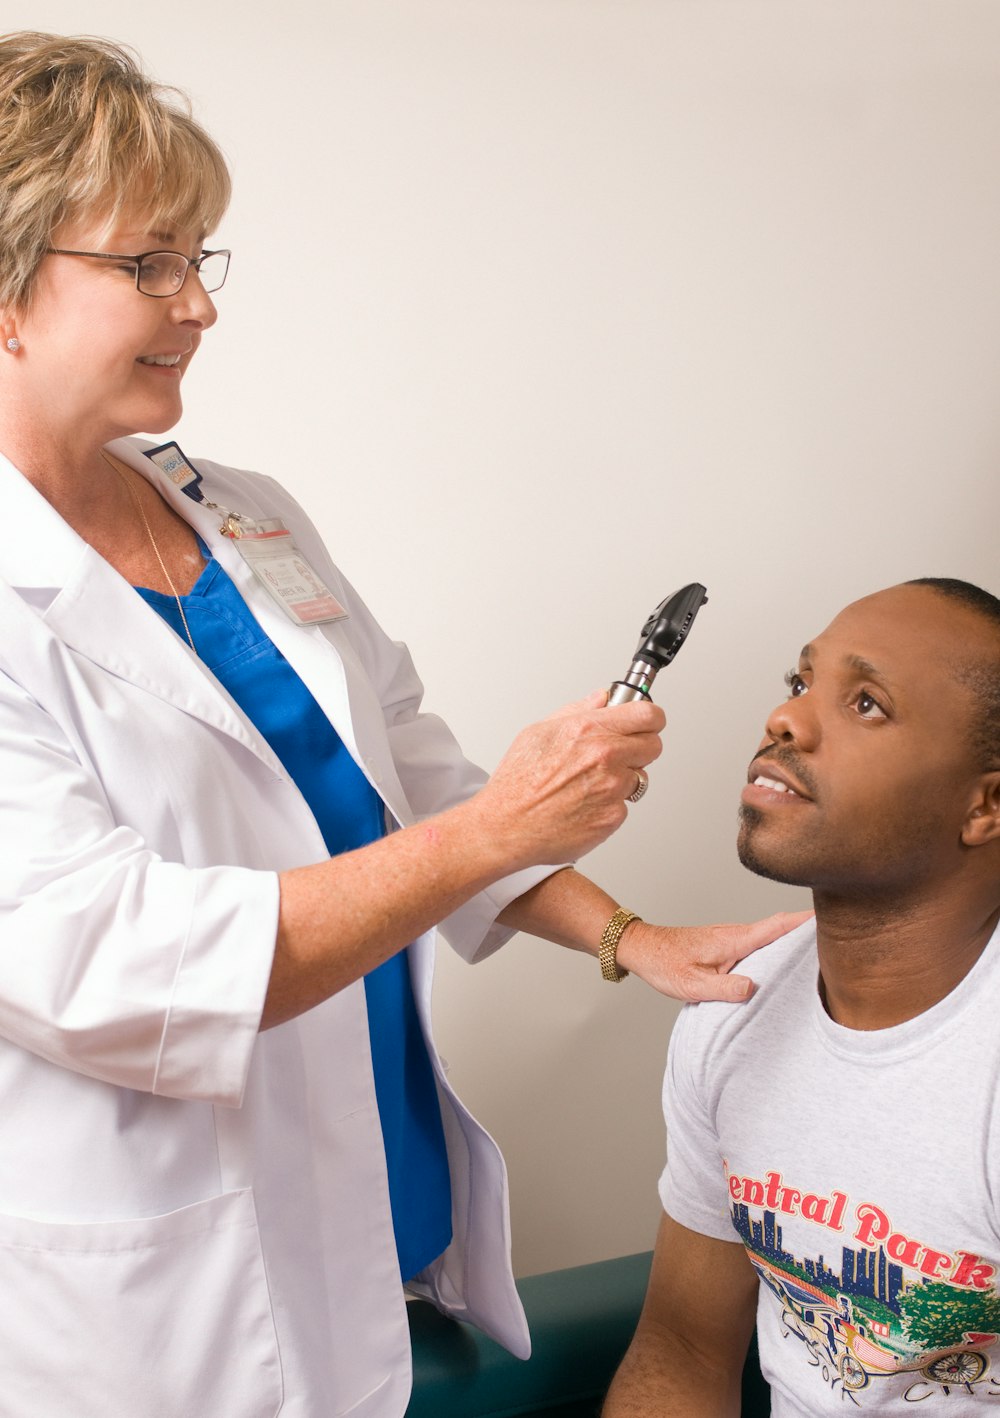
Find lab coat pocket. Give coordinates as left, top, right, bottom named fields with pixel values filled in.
left=0, top=1188, right=283, bottom=1418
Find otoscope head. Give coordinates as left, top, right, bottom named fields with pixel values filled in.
left=635, top=583, right=708, bottom=668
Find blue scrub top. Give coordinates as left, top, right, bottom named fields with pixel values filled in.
left=136, top=554, right=452, bottom=1282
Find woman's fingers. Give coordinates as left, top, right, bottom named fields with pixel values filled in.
left=478, top=692, right=666, bottom=866
left=616, top=912, right=815, bottom=1003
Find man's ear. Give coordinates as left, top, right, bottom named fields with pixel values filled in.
left=962, top=772, right=1000, bottom=847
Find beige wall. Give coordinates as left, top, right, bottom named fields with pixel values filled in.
left=9, top=0, right=1000, bottom=1274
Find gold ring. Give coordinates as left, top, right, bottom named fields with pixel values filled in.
left=626, top=768, right=649, bottom=803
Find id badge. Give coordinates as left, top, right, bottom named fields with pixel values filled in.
left=234, top=527, right=349, bottom=626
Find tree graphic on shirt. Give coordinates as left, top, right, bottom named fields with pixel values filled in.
left=899, top=1282, right=1000, bottom=1351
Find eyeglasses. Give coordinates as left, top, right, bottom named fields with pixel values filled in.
left=45, top=247, right=231, bottom=298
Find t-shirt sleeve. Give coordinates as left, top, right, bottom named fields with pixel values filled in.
left=659, top=1005, right=739, bottom=1243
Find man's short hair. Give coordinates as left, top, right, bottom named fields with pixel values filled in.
left=907, top=577, right=1000, bottom=771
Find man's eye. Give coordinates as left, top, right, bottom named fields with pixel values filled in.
left=856, top=690, right=887, bottom=721
left=784, top=670, right=808, bottom=698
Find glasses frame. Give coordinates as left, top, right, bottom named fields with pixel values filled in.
left=45, top=247, right=231, bottom=298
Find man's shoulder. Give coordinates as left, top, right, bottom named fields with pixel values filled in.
left=676, top=918, right=817, bottom=1053
left=742, top=915, right=816, bottom=989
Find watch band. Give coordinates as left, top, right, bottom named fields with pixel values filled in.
left=599, top=908, right=640, bottom=983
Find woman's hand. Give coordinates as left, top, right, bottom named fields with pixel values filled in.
left=614, top=911, right=814, bottom=1002
left=500, top=872, right=812, bottom=1004
left=466, top=690, right=665, bottom=872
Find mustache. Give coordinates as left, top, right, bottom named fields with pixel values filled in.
left=748, top=745, right=820, bottom=802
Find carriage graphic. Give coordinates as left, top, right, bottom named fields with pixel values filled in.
left=751, top=1255, right=999, bottom=1394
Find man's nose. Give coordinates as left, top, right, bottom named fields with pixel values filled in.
left=763, top=691, right=820, bottom=751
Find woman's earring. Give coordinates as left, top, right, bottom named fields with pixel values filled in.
left=5, top=338, right=20, bottom=352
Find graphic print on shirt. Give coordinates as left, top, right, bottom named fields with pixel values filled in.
left=725, top=1162, right=1000, bottom=1405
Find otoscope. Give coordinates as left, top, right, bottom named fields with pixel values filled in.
left=607, top=583, right=708, bottom=705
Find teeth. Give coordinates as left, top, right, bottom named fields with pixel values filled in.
left=754, top=775, right=798, bottom=796
left=139, top=354, right=181, bottom=366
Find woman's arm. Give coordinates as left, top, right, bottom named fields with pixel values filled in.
left=266, top=692, right=663, bottom=1027
left=498, top=869, right=811, bottom=1003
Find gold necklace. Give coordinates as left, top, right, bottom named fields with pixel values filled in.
left=99, top=450, right=197, bottom=652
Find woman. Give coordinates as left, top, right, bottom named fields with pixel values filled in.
left=0, top=32, right=800, bottom=1417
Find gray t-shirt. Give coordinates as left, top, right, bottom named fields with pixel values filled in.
left=660, top=920, right=1000, bottom=1413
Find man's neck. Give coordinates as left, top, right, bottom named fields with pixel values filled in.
left=814, top=889, right=1000, bottom=1030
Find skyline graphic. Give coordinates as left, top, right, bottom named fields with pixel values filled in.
left=731, top=1203, right=905, bottom=1313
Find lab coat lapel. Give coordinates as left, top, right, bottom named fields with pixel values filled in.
left=107, top=441, right=415, bottom=828
left=0, top=450, right=285, bottom=778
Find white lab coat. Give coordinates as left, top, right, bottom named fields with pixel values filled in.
left=0, top=438, right=548, bottom=1418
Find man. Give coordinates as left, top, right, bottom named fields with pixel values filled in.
left=604, top=578, right=1000, bottom=1415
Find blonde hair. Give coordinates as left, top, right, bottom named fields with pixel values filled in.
left=0, top=32, right=231, bottom=309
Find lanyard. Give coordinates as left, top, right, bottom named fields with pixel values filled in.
left=141, top=441, right=348, bottom=627
left=143, top=440, right=257, bottom=538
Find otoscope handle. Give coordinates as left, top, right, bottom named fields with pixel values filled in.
left=608, top=657, right=660, bottom=705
